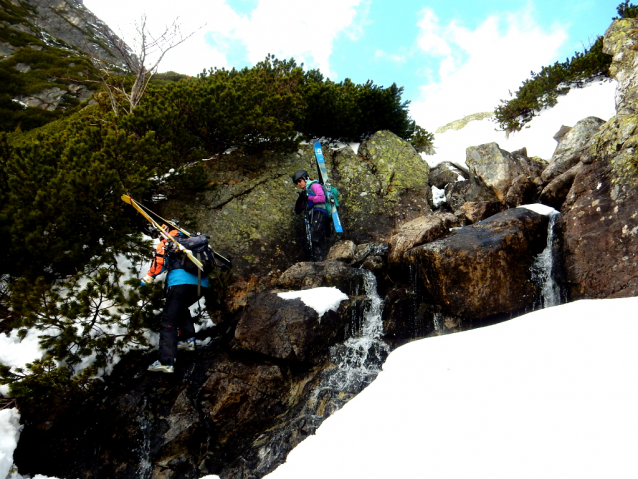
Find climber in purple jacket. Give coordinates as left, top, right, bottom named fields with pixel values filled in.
left=292, top=169, right=330, bottom=261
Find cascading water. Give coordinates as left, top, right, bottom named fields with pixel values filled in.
left=321, top=269, right=387, bottom=394
left=252, top=269, right=387, bottom=475
left=530, top=209, right=562, bottom=308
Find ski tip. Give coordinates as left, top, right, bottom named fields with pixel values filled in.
left=121, top=194, right=132, bottom=204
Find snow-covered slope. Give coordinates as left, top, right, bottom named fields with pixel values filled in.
left=266, top=297, right=638, bottom=479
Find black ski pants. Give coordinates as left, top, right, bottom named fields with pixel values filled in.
left=159, top=284, right=204, bottom=365
left=310, top=209, right=330, bottom=261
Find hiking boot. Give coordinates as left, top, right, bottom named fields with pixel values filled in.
left=148, top=360, right=174, bottom=373
left=177, top=337, right=195, bottom=352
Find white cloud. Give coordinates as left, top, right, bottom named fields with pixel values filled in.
left=232, top=0, right=365, bottom=77
left=411, top=6, right=569, bottom=131
left=84, top=0, right=366, bottom=77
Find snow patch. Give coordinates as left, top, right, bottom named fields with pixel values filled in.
left=518, top=203, right=559, bottom=216
left=431, top=185, right=446, bottom=207
left=0, top=409, right=20, bottom=479
left=277, top=287, right=349, bottom=318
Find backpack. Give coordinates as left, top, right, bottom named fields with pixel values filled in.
left=324, top=185, right=339, bottom=214
left=307, top=180, right=340, bottom=214
left=171, top=234, right=217, bottom=276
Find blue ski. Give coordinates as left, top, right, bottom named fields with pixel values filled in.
left=313, top=142, right=344, bottom=233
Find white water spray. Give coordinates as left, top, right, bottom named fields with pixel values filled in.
left=318, top=269, right=387, bottom=395
left=531, top=210, right=561, bottom=308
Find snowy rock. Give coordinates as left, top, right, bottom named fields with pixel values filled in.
left=429, top=161, right=468, bottom=189
left=235, top=290, right=350, bottom=363
left=275, top=260, right=364, bottom=292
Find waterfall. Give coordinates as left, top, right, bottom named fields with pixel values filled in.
left=320, top=269, right=387, bottom=394
left=252, top=269, right=387, bottom=474
left=531, top=210, right=561, bottom=308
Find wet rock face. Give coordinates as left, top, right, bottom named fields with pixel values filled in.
left=15, top=262, right=369, bottom=479
left=162, top=132, right=431, bottom=311
left=407, top=208, right=549, bottom=318
left=558, top=149, right=638, bottom=299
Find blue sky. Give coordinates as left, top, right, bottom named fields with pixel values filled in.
left=84, top=0, right=621, bottom=129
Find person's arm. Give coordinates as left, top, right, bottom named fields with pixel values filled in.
left=142, top=239, right=169, bottom=284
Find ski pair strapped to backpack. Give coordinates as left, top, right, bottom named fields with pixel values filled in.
left=313, top=142, right=344, bottom=233
left=121, top=195, right=232, bottom=275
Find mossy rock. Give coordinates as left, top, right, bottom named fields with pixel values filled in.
left=160, top=131, right=433, bottom=286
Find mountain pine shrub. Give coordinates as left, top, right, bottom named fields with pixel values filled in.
left=494, top=1, right=638, bottom=133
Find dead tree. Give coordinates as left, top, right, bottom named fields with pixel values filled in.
left=89, top=16, right=198, bottom=116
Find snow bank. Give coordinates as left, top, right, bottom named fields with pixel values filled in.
left=266, top=297, right=638, bottom=479
left=277, top=287, right=349, bottom=318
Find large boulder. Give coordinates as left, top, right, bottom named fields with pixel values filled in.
left=234, top=292, right=350, bottom=364
left=407, top=208, right=549, bottom=318
left=466, top=144, right=546, bottom=205
left=553, top=18, right=638, bottom=300
left=539, top=163, right=584, bottom=209
left=335, top=131, right=433, bottom=241
left=541, top=117, right=606, bottom=183
left=444, top=178, right=499, bottom=212
left=275, top=260, right=365, bottom=292
left=387, top=212, right=458, bottom=266
left=460, top=201, right=504, bottom=224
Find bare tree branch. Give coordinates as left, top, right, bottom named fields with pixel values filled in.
left=86, top=15, right=202, bottom=116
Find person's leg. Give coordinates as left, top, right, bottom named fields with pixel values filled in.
left=310, top=212, right=329, bottom=261
left=158, top=285, right=192, bottom=365
left=176, top=285, right=201, bottom=347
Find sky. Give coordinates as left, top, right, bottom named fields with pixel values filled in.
left=82, top=0, right=621, bottom=130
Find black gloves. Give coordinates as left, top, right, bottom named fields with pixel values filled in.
left=294, top=190, right=308, bottom=214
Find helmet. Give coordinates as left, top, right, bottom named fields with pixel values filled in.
left=291, top=169, right=309, bottom=184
